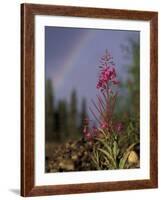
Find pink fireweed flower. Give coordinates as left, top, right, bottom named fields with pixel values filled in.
left=83, top=126, right=88, bottom=135
left=83, top=118, right=96, bottom=141
left=92, top=126, right=98, bottom=137
left=83, top=118, right=100, bottom=141
left=96, top=66, right=119, bottom=91
left=96, top=51, right=119, bottom=92
left=96, top=80, right=103, bottom=89
left=84, top=132, right=93, bottom=141
left=115, top=122, right=123, bottom=133
left=112, top=80, right=120, bottom=85
left=83, top=127, right=96, bottom=141
left=83, top=126, right=91, bottom=140
left=108, top=88, right=113, bottom=94
left=83, top=50, right=121, bottom=141
left=100, top=121, right=108, bottom=129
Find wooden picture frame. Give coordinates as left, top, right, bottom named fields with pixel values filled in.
left=21, top=3, right=158, bottom=197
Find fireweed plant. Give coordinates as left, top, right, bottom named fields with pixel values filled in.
left=83, top=50, right=139, bottom=170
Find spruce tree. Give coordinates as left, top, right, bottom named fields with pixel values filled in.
left=45, top=79, right=54, bottom=141
left=58, top=100, right=68, bottom=141
left=80, top=98, right=87, bottom=135
left=125, top=40, right=140, bottom=117
left=68, top=90, right=78, bottom=138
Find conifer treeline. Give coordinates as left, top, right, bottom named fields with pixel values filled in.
left=45, top=79, right=87, bottom=142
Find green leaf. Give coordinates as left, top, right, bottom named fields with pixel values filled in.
left=98, top=148, right=116, bottom=169
left=96, top=137, right=112, bottom=155
left=93, top=147, right=99, bottom=163
left=98, top=128, right=109, bottom=139
left=113, top=141, right=118, bottom=160
left=91, top=155, right=101, bottom=170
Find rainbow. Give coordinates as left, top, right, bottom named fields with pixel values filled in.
left=51, top=31, right=94, bottom=90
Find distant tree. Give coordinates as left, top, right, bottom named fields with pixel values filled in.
left=54, top=109, right=60, bottom=141
left=79, top=98, right=87, bottom=134
left=125, top=40, right=140, bottom=117
left=45, top=79, right=55, bottom=141
left=68, top=90, right=78, bottom=138
left=117, top=39, right=140, bottom=120
left=58, top=100, right=69, bottom=141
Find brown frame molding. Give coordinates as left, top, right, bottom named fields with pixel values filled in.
left=21, top=3, right=158, bottom=197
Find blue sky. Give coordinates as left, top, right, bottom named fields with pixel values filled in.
left=45, top=26, right=139, bottom=114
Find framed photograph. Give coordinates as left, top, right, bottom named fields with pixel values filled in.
left=21, top=3, right=158, bottom=197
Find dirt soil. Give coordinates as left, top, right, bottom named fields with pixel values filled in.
left=45, top=138, right=96, bottom=172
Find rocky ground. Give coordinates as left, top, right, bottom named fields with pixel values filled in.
left=45, top=137, right=140, bottom=172
left=45, top=138, right=96, bottom=172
